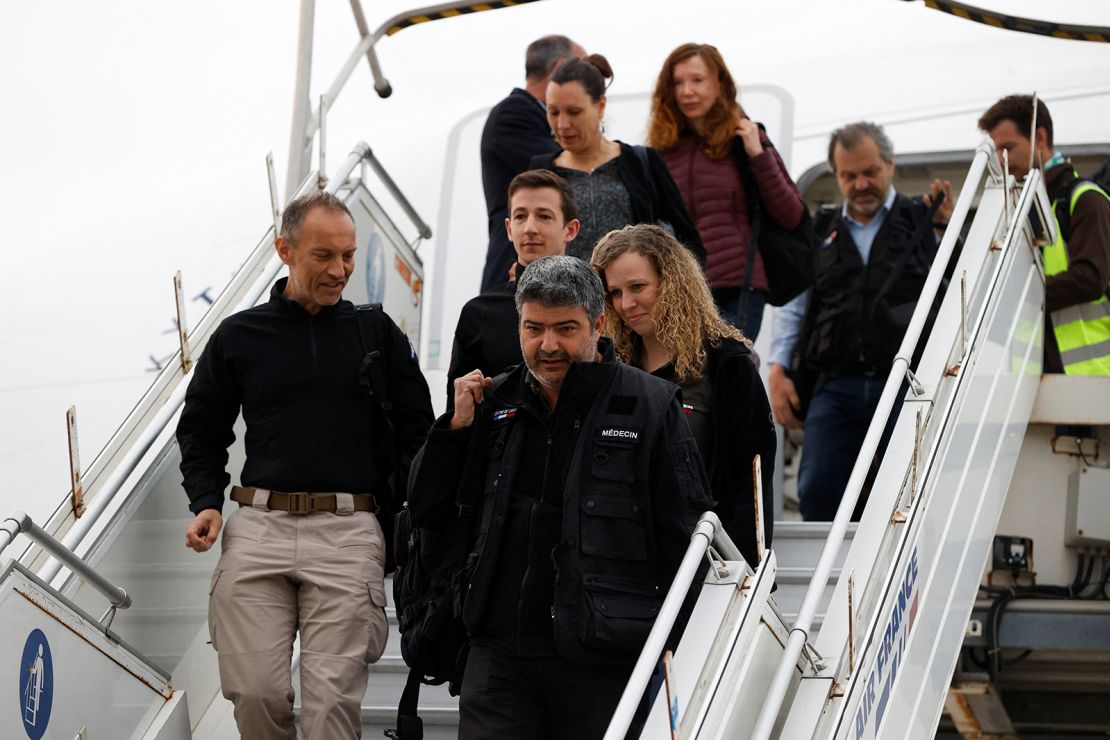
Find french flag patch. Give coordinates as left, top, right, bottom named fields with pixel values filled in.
left=821, top=230, right=837, bottom=249
left=492, top=408, right=517, bottom=422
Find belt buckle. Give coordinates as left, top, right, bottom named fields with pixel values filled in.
left=286, top=492, right=311, bottom=515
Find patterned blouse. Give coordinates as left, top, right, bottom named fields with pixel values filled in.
left=553, top=157, right=633, bottom=260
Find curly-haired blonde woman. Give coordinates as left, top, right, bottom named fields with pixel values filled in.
left=648, top=43, right=806, bottom=341
left=592, top=224, right=775, bottom=565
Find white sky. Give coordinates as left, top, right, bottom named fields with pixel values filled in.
left=1, top=0, right=1109, bottom=525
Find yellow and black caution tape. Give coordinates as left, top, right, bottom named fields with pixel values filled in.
left=923, top=0, right=1110, bottom=43
left=385, top=0, right=543, bottom=36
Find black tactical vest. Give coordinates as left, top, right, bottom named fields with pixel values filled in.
left=802, top=194, right=936, bottom=375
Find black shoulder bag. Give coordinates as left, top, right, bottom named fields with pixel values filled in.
left=734, top=142, right=817, bottom=308
left=386, top=415, right=495, bottom=740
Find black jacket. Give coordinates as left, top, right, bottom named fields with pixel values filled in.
left=408, top=344, right=712, bottom=665
left=653, top=339, right=775, bottom=568
left=530, top=142, right=706, bottom=265
left=800, top=194, right=938, bottom=376
left=177, top=278, right=434, bottom=514
left=480, top=89, right=561, bottom=291
left=445, top=276, right=521, bottom=408
left=705, top=340, right=777, bottom=567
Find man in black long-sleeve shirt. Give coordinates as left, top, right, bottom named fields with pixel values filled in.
left=176, top=192, right=433, bottom=739
left=447, top=169, right=579, bottom=408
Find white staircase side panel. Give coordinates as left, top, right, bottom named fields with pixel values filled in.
left=812, top=183, right=1010, bottom=666
left=890, top=254, right=1042, bottom=739
left=0, top=561, right=174, bottom=739
left=807, top=189, right=1044, bottom=739
left=637, top=553, right=791, bottom=740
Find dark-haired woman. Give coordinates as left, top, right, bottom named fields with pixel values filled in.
left=592, top=223, right=775, bottom=568
left=648, top=43, right=806, bottom=341
left=530, top=54, right=706, bottom=264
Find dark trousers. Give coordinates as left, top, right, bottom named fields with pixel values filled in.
left=798, top=375, right=901, bottom=521
left=712, top=287, right=767, bottom=343
left=459, top=644, right=631, bottom=740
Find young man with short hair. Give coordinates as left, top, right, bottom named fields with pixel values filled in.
left=446, top=169, right=580, bottom=406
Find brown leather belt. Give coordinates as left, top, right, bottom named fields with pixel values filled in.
left=231, top=486, right=376, bottom=515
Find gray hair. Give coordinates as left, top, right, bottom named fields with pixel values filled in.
left=280, top=192, right=353, bottom=243
left=827, top=121, right=894, bottom=170
left=525, top=35, right=576, bottom=81
left=515, top=255, right=605, bottom=324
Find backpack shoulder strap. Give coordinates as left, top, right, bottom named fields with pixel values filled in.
left=1057, top=178, right=1110, bottom=245
left=813, top=205, right=839, bottom=238
left=355, top=303, right=392, bottom=414
left=386, top=669, right=425, bottom=740
left=632, top=144, right=659, bottom=204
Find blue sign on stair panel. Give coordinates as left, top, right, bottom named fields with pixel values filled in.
left=19, top=629, right=52, bottom=740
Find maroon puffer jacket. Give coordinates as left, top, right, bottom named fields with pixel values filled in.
left=663, top=130, right=804, bottom=290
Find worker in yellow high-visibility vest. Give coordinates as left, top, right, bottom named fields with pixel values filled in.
left=979, top=95, right=1110, bottom=375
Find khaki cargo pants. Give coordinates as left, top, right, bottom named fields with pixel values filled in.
left=208, top=498, right=389, bottom=739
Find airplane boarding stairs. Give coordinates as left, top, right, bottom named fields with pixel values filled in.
left=0, top=137, right=1049, bottom=739
left=615, top=141, right=1050, bottom=740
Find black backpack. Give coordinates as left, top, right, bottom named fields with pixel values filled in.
left=733, top=131, right=818, bottom=308
left=386, top=412, right=496, bottom=740
left=354, top=304, right=401, bottom=571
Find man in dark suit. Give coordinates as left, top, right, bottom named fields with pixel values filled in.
left=479, top=35, right=584, bottom=291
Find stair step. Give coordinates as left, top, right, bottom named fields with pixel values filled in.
left=774, top=521, right=857, bottom=538
left=362, top=674, right=459, bottom=710
left=772, top=523, right=856, bottom=569
left=775, top=566, right=842, bottom=584
left=362, top=703, right=461, bottom=739
left=95, top=565, right=213, bottom=610
left=97, top=519, right=219, bottom=568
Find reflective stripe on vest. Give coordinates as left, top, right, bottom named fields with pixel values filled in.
left=1046, top=181, right=1110, bottom=375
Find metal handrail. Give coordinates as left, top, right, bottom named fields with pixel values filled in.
left=1, top=511, right=131, bottom=626
left=750, top=140, right=997, bottom=740
left=604, top=511, right=742, bottom=740
left=363, top=145, right=433, bottom=240
left=38, top=145, right=374, bottom=589
left=288, top=0, right=532, bottom=219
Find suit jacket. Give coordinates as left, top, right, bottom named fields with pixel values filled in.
left=479, top=89, right=560, bottom=291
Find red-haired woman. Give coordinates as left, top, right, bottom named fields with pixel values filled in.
left=648, top=43, right=806, bottom=341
